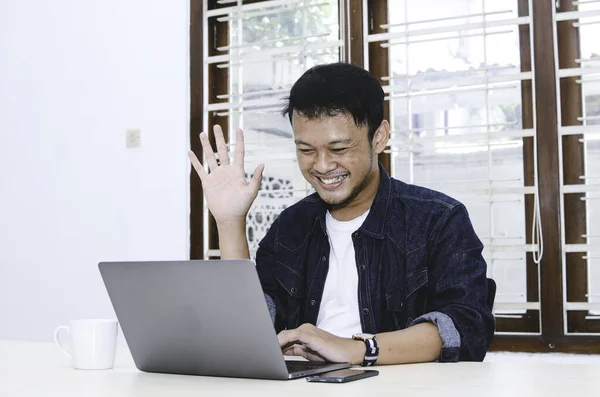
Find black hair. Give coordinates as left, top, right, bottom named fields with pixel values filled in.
left=282, top=62, right=384, bottom=141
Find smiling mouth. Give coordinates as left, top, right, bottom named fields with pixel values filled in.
left=317, top=175, right=348, bottom=185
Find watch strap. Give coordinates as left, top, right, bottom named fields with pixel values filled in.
left=361, top=337, right=379, bottom=366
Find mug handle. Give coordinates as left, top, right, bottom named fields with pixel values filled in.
left=53, top=325, right=72, bottom=359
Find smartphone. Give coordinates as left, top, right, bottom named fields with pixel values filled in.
left=305, top=369, right=379, bottom=383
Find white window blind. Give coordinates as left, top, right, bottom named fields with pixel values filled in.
left=367, top=0, right=542, bottom=328
left=203, top=0, right=342, bottom=258
left=554, top=1, right=600, bottom=330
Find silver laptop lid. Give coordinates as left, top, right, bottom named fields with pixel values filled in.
left=98, top=260, right=349, bottom=380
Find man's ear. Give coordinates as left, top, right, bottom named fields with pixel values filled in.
left=372, top=120, right=390, bottom=154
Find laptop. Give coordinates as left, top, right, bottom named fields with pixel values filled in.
left=98, top=259, right=351, bottom=380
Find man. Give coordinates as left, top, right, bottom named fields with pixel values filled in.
left=189, top=63, right=494, bottom=366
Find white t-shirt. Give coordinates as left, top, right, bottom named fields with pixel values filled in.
left=316, top=210, right=370, bottom=338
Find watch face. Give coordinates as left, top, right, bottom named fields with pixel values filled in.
left=353, top=333, right=375, bottom=340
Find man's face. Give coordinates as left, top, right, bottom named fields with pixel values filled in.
left=292, top=113, right=386, bottom=208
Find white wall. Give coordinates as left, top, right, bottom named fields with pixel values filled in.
left=0, top=0, right=190, bottom=341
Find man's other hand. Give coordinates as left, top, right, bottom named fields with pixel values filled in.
left=278, top=323, right=365, bottom=365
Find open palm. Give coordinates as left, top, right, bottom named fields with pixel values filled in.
left=189, top=125, right=264, bottom=225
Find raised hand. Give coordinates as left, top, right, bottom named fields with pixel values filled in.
left=189, top=125, right=264, bottom=226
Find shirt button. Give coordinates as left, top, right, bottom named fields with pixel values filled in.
left=353, top=232, right=359, bottom=238
left=362, top=308, right=370, bottom=314
left=359, top=265, right=366, bottom=271
left=290, top=287, right=297, bottom=294
left=321, top=256, right=327, bottom=262
left=310, top=300, right=317, bottom=306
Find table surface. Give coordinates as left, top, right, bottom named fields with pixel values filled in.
left=1, top=340, right=598, bottom=397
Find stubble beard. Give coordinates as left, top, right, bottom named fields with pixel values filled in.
left=319, top=150, right=376, bottom=208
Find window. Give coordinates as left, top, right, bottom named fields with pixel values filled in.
left=555, top=0, right=600, bottom=334
left=369, top=0, right=540, bottom=334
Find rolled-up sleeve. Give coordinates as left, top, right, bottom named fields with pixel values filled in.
left=265, top=294, right=277, bottom=324
left=410, top=311, right=461, bottom=362
left=426, top=204, right=496, bottom=362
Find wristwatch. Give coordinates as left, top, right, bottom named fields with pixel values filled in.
left=352, top=333, right=379, bottom=366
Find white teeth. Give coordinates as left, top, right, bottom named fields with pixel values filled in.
left=320, top=175, right=346, bottom=185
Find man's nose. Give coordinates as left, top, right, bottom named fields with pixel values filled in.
left=313, top=151, right=336, bottom=175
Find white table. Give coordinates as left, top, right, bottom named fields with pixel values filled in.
left=1, top=340, right=598, bottom=397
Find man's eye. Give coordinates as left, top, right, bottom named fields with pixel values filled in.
left=332, top=148, right=348, bottom=153
left=298, top=148, right=314, bottom=154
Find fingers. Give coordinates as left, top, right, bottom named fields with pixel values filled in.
left=283, top=344, right=308, bottom=359
left=213, top=125, right=230, bottom=166
left=283, top=344, right=302, bottom=355
left=281, top=340, right=302, bottom=351
left=283, top=344, right=326, bottom=362
left=278, top=323, right=321, bottom=347
left=278, top=325, right=318, bottom=349
left=249, top=164, right=265, bottom=192
left=233, top=128, right=245, bottom=166
left=199, top=132, right=219, bottom=171
left=278, top=329, right=301, bottom=347
left=188, top=151, right=207, bottom=182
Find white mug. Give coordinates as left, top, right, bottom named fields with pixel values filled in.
left=54, top=319, right=119, bottom=370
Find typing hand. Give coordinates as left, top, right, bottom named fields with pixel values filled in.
left=278, top=323, right=365, bottom=365
left=188, top=125, right=264, bottom=226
